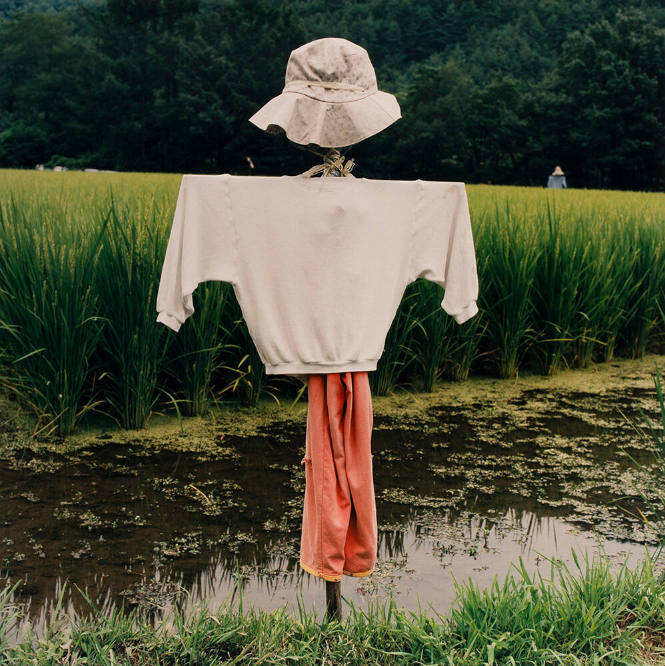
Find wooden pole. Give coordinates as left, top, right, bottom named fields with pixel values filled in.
left=326, top=580, right=342, bottom=621
left=303, top=152, right=347, bottom=624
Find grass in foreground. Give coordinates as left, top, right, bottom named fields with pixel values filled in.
left=2, top=550, right=665, bottom=665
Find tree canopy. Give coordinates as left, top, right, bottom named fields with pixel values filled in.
left=0, top=0, right=663, bottom=189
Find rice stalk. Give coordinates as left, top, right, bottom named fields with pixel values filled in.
left=371, top=284, right=420, bottom=395
left=476, top=203, right=540, bottom=378
left=410, top=279, right=456, bottom=391
left=531, top=202, right=586, bottom=374
left=617, top=224, right=665, bottom=358
left=0, top=194, right=108, bottom=435
left=93, top=194, right=170, bottom=429
left=163, top=282, right=229, bottom=417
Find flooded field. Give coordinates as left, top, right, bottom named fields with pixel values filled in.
left=1, top=355, right=664, bottom=637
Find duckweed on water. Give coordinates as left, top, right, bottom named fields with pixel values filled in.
left=1, top=354, right=665, bottom=640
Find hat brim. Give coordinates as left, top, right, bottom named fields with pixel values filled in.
left=249, top=90, right=401, bottom=147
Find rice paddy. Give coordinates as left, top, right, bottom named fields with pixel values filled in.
left=1, top=355, right=665, bottom=663
left=1, top=168, right=662, bottom=436
left=1, top=168, right=665, bottom=660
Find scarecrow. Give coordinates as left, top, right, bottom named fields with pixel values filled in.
left=156, top=37, right=479, bottom=620
left=547, top=165, right=567, bottom=189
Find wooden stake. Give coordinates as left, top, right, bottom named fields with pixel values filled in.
left=325, top=580, right=342, bottom=621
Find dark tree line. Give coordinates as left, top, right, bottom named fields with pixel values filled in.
left=0, top=0, right=664, bottom=190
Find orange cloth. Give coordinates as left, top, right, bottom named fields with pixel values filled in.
left=300, top=371, right=377, bottom=582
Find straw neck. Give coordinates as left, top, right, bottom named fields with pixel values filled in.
left=300, top=147, right=356, bottom=178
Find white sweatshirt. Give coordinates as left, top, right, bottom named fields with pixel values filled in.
left=156, top=175, right=478, bottom=375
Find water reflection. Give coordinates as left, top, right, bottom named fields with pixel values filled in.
left=1, top=382, right=662, bottom=641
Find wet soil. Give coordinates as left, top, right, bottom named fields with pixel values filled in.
left=1, top=355, right=664, bottom=635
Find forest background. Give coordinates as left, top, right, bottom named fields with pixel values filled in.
left=0, top=0, right=664, bottom=190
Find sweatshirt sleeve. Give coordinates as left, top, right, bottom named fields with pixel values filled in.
left=156, top=174, right=236, bottom=332
left=412, top=181, right=479, bottom=325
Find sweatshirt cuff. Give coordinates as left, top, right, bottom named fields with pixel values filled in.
left=451, top=301, right=478, bottom=325
left=156, top=311, right=182, bottom=332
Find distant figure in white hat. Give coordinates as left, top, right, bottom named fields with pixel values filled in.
left=547, top=165, right=567, bottom=189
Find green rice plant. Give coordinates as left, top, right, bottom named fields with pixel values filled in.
left=596, top=243, right=642, bottom=364
left=2, top=172, right=665, bottom=426
left=444, top=311, right=486, bottom=381
left=216, top=289, right=277, bottom=408
left=232, top=334, right=270, bottom=408
left=531, top=203, right=587, bottom=374
left=476, top=203, right=540, bottom=378
left=370, top=284, right=420, bottom=395
left=617, top=224, right=665, bottom=359
left=410, top=279, right=457, bottom=391
left=166, top=281, right=229, bottom=417
left=0, top=580, right=21, bottom=653
left=571, top=239, right=620, bottom=368
left=93, top=196, right=171, bottom=429
left=0, top=195, right=108, bottom=436
left=657, top=290, right=665, bottom=352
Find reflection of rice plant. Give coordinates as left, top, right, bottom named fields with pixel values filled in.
left=3, top=550, right=665, bottom=662
left=623, top=368, right=665, bottom=555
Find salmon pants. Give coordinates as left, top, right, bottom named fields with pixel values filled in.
left=300, top=371, right=377, bottom=582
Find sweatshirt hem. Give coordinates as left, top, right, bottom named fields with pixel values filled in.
left=265, top=359, right=378, bottom=375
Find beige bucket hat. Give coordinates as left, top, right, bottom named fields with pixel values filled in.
left=249, top=37, right=401, bottom=147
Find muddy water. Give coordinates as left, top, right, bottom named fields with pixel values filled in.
left=1, top=355, right=664, bottom=637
